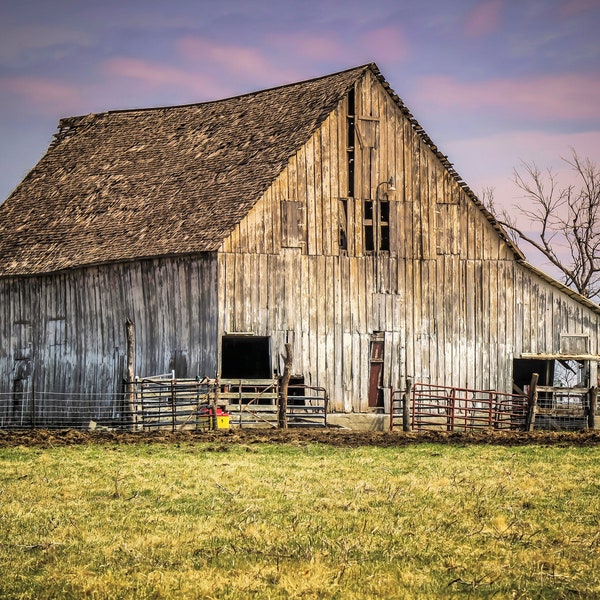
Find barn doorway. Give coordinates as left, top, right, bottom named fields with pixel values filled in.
left=221, top=335, right=272, bottom=379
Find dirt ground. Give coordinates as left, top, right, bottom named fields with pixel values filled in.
left=2, top=427, right=600, bottom=448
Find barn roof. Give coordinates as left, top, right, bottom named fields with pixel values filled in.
left=0, top=62, right=523, bottom=277
left=0, top=65, right=370, bottom=276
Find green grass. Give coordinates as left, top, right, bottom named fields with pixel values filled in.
left=1, top=439, right=600, bottom=598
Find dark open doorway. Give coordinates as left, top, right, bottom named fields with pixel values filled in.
left=221, top=335, right=272, bottom=379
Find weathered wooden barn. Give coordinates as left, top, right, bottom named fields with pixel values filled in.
left=0, top=63, right=598, bottom=425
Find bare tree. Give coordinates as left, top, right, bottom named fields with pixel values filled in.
left=486, top=151, right=600, bottom=303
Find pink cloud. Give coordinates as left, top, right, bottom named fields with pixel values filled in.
left=2, top=76, right=82, bottom=114
left=416, top=74, right=600, bottom=121
left=102, top=57, right=233, bottom=99
left=177, top=37, right=301, bottom=86
left=464, top=0, right=503, bottom=38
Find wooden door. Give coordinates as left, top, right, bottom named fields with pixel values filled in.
left=368, top=333, right=384, bottom=408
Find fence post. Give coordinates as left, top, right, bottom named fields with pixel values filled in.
left=170, top=377, right=177, bottom=432
left=278, top=343, right=293, bottom=429
left=588, top=386, right=597, bottom=430
left=525, top=373, right=539, bottom=432
left=403, top=378, right=412, bottom=431
left=126, top=319, right=137, bottom=430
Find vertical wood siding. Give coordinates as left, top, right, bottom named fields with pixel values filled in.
left=220, top=70, right=600, bottom=412
left=0, top=255, right=218, bottom=419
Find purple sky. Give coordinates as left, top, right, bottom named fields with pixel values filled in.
left=1, top=0, right=599, bottom=260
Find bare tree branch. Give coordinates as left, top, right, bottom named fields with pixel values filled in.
left=484, top=150, right=600, bottom=302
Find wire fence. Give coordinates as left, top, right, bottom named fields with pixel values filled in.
left=0, top=389, right=129, bottom=430
left=0, top=378, right=328, bottom=431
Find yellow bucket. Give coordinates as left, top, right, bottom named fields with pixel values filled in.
left=216, top=415, right=230, bottom=429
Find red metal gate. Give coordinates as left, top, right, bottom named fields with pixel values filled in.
left=410, top=383, right=528, bottom=432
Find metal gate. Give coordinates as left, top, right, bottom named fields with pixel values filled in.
left=396, top=382, right=528, bottom=432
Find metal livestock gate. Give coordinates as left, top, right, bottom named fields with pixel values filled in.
left=390, top=382, right=528, bottom=432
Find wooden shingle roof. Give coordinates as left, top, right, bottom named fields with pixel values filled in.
left=0, top=65, right=370, bottom=276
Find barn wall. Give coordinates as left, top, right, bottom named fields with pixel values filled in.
left=221, top=71, right=600, bottom=411
left=0, top=255, right=218, bottom=421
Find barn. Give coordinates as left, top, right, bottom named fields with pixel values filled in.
left=0, top=63, right=598, bottom=428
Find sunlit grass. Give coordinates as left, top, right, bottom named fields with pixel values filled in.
left=1, top=440, right=600, bottom=598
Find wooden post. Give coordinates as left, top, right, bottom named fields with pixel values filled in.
left=525, top=373, right=539, bottom=432
left=278, top=343, right=293, bottom=429
left=403, top=377, right=412, bottom=432
left=126, top=319, right=137, bottom=430
left=588, top=386, right=597, bottom=430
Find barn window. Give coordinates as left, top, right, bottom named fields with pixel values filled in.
left=363, top=199, right=390, bottom=253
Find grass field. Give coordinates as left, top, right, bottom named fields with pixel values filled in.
left=1, top=433, right=600, bottom=598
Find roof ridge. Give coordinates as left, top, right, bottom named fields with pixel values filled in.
left=57, top=63, right=375, bottom=124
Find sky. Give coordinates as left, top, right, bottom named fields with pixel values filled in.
left=1, top=0, right=599, bottom=271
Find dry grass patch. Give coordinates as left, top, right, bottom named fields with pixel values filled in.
left=1, top=439, right=600, bottom=598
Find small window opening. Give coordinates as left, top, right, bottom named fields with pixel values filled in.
left=339, top=199, right=348, bottom=250
left=347, top=88, right=355, bottom=116
left=364, top=200, right=374, bottom=252
left=380, top=200, right=390, bottom=251
left=363, top=199, right=391, bottom=253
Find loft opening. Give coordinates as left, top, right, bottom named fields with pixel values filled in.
left=221, top=335, right=272, bottom=379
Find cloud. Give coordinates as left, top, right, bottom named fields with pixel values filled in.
left=102, top=57, right=234, bottom=100
left=177, top=37, right=302, bottom=86
left=415, top=73, right=600, bottom=122
left=464, top=0, right=503, bottom=37
left=1, top=76, right=82, bottom=114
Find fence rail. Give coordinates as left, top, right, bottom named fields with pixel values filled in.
left=0, top=377, right=328, bottom=431
left=390, top=382, right=529, bottom=432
